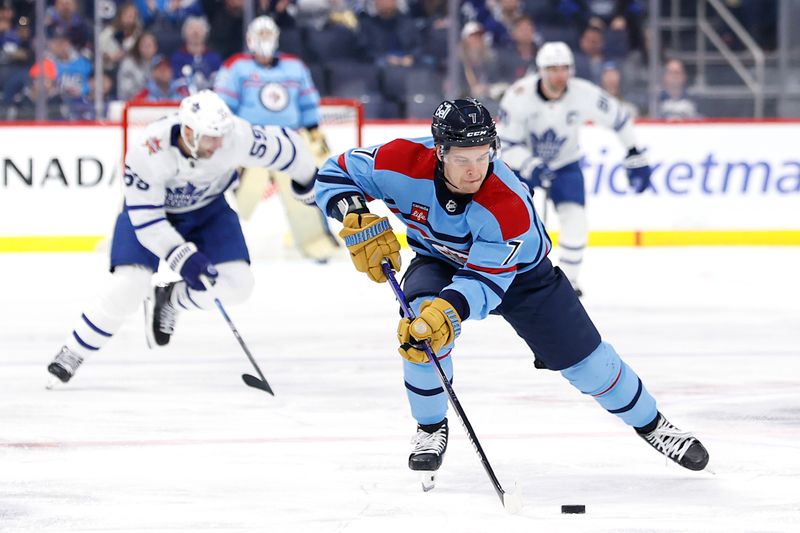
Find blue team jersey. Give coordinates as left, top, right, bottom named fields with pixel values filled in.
left=213, top=53, right=320, bottom=129
left=316, top=137, right=552, bottom=321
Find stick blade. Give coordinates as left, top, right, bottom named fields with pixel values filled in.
left=502, top=483, right=524, bottom=515
left=242, top=373, right=274, bottom=395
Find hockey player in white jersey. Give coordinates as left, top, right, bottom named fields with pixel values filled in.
left=498, top=42, right=652, bottom=296
left=46, top=90, right=316, bottom=385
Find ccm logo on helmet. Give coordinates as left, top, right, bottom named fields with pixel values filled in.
left=466, top=129, right=489, bottom=137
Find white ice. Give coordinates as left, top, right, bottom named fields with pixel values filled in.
left=2, top=246, right=800, bottom=532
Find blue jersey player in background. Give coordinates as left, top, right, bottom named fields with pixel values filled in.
left=213, top=15, right=337, bottom=261
left=315, top=98, right=709, bottom=490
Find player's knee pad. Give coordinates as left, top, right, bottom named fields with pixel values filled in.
left=555, top=202, right=587, bottom=247
left=560, top=341, right=620, bottom=395
left=214, top=261, right=255, bottom=305
left=98, top=265, right=153, bottom=317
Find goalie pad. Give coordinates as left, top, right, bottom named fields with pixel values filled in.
left=272, top=170, right=341, bottom=262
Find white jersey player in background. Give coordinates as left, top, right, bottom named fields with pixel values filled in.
left=497, top=42, right=652, bottom=296
left=47, top=90, right=316, bottom=386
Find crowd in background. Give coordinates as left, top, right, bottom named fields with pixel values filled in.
left=0, top=0, right=779, bottom=121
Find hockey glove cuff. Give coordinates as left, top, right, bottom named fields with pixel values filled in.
left=339, top=213, right=401, bottom=283
left=166, top=242, right=218, bottom=291
left=520, top=157, right=554, bottom=189
left=397, top=298, right=461, bottom=363
left=290, top=173, right=317, bottom=206
left=624, top=147, right=652, bottom=193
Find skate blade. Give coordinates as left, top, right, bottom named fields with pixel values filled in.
left=45, top=376, right=62, bottom=390
left=143, top=294, right=156, bottom=349
left=420, top=472, right=436, bottom=492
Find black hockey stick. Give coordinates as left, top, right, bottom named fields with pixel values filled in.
left=381, top=262, right=522, bottom=513
left=212, top=298, right=274, bottom=395
left=202, top=278, right=274, bottom=395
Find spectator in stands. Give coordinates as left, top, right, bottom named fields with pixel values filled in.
left=98, top=2, right=142, bottom=74
left=48, top=26, right=93, bottom=99
left=360, top=0, right=420, bottom=67
left=133, top=53, right=186, bottom=100
left=117, top=30, right=158, bottom=100
left=257, top=0, right=297, bottom=29
left=600, top=61, right=638, bottom=118
left=459, top=21, right=503, bottom=111
left=656, top=58, right=701, bottom=120
left=573, top=24, right=605, bottom=84
left=65, top=72, right=114, bottom=120
left=45, top=0, right=92, bottom=56
left=413, top=0, right=450, bottom=70
left=134, top=0, right=203, bottom=28
left=209, top=0, right=243, bottom=60
left=585, top=0, right=645, bottom=55
left=495, top=15, right=539, bottom=84
left=486, top=0, right=525, bottom=47
left=170, top=16, right=221, bottom=92
left=7, top=58, right=62, bottom=119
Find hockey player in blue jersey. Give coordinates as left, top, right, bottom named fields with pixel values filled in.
left=214, top=15, right=337, bottom=261
left=46, top=90, right=316, bottom=386
left=315, top=98, right=709, bottom=488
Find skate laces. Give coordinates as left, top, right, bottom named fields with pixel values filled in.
left=157, top=285, right=179, bottom=334
left=643, top=416, right=696, bottom=462
left=54, top=346, right=83, bottom=372
left=411, top=426, right=447, bottom=456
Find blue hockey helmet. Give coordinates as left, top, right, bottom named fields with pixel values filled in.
left=431, top=98, right=497, bottom=149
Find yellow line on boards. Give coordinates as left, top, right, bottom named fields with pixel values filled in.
left=0, top=236, right=105, bottom=252
left=2, top=231, right=799, bottom=253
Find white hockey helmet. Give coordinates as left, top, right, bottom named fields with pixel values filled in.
left=178, top=90, right=234, bottom=158
left=536, top=41, right=575, bottom=74
left=246, top=16, right=280, bottom=58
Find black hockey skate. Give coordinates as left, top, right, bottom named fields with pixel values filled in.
left=47, top=345, right=84, bottom=386
left=409, top=418, right=448, bottom=491
left=145, top=282, right=179, bottom=348
left=636, top=412, right=709, bottom=471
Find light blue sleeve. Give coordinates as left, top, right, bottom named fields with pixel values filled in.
left=297, top=64, right=321, bottom=128
left=315, top=147, right=384, bottom=218
left=213, top=64, right=241, bottom=113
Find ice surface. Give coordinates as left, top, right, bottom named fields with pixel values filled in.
left=2, top=247, right=799, bottom=532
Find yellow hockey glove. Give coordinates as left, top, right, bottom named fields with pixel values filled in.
left=397, top=298, right=461, bottom=363
left=338, top=213, right=401, bottom=283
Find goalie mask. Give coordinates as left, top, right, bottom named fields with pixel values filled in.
left=178, top=90, right=234, bottom=159
left=246, top=16, right=280, bottom=58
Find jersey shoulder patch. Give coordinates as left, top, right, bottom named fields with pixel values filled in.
left=374, top=138, right=436, bottom=180
left=222, top=53, right=253, bottom=69
left=473, top=173, right=531, bottom=240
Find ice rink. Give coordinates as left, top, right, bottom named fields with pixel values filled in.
left=2, top=246, right=799, bottom=532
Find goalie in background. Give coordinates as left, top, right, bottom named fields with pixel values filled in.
left=214, top=15, right=339, bottom=262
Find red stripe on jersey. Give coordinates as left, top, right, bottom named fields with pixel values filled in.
left=406, top=222, right=430, bottom=238
left=337, top=153, right=348, bottom=173
left=222, top=53, right=253, bottom=68
left=473, top=174, right=531, bottom=240
left=592, top=368, right=622, bottom=397
left=374, top=139, right=436, bottom=180
left=466, top=263, right=517, bottom=274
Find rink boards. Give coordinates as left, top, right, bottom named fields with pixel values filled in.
left=0, top=120, right=798, bottom=251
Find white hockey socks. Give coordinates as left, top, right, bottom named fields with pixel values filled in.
left=555, top=202, right=588, bottom=289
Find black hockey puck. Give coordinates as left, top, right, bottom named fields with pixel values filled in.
left=561, top=505, right=586, bottom=514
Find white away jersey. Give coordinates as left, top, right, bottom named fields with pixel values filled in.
left=497, top=75, right=638, bottom=172
left=123, top=113, right=315, bottom=258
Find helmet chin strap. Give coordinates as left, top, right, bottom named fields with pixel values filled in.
left=180, top=125, right=201, bottom=159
